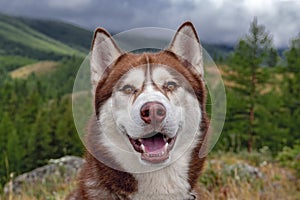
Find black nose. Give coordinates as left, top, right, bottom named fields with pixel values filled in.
left=140, top=102, right=166, bottom=125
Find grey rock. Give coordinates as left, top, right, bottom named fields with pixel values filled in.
left=223, top=163, right=264, bottom=180
left=4, top=156, right=85, bottom=194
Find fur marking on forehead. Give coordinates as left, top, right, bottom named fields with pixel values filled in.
left=120, top=68, right=145, bottom=87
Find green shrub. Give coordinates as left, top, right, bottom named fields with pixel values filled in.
left=276, top=141, right=300, bottom=176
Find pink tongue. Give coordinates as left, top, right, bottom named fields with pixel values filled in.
left=142, top=134, right=166, bottom=153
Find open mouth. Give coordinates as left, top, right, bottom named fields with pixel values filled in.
left=128, top=132, right=177, bottom=163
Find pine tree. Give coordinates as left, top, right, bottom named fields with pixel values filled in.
left=228, top=17, right=275, bottom=152
left=255, top=90, right=288, bottom=151
left=56, top=97, right=83, bottom=156
left=283, top=34, right=300, bottom=146
left=6, top=129, right=22, bottom=174
left=0, top=113, right=21, bottom=184
left=27, top=107, right=53, bottom=169
left=267, top=47, right=279, bottom=67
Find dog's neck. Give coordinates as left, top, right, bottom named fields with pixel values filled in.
left=129, top=150, right=194, bottom=200
left=87, top=116, right=200, bottom=199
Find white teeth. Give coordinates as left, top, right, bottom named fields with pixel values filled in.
left=138, top=139, right=143, bottom=143
left=145, top=150, right=166, bottom=157
left=150, top=153, right=160, bottom=157
left=164, top=143, right=168, bottom=152
left=141, top=144, right=145, bottom=153
left=141, top=142, right=169, bottom=158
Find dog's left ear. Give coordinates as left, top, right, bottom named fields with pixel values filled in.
left=168, top=22, right=204, bottom=76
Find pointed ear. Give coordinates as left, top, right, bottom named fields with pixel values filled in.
left=168, top=22, right=204, bottom=76
left=90, top=28, right=122, bottom=94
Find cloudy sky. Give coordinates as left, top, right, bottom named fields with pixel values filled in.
left=0, top=0, right=299, bottom=47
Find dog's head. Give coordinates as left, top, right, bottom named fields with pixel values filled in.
left=90, top=22, right=207, bottom=170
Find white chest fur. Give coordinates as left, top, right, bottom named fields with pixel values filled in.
left=130, top=155, right=192, bottom=200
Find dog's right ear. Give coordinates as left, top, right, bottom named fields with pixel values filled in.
left=90, top=28, right=122, bottom=94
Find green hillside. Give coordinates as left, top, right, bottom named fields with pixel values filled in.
left=0, top=12, right=233, bottom=68
left=19, top=17, right=93, bottom=52
left=0, top=13, right=86, bottom=60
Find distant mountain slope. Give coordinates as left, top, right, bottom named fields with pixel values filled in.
left=19, top=18, right=93, bottom=52
left=202, top=43, right=233, bottom=60
left=0, top=12, right=233, bottom=66
left=0, top=13, right=85, bottom=60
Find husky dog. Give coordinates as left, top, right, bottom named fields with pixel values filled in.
left=67, top=22, right=209, bottom=200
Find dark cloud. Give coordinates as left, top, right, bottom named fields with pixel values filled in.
left=0, top=0, right=299, bottom=47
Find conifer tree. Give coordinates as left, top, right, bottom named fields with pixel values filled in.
left=229, top=18, right=275, bottom=152
left=283, top=34, right=300, bottom=145
left=0, top=113, right=20, bottom=183
left=27, top=107, right=53, bottom=169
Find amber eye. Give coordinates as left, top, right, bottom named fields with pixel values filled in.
left=165, top=81, right=177, bottom=91
left=121, top=85, right=135, bottom=94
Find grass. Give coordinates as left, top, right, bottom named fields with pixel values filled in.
left=3, top=176, right=77, bottom=200
left=10, top=61, right=58, bottom=78
left=1, top=152, right=299, bottom=200
left=200, top=151, right=300, bottom=200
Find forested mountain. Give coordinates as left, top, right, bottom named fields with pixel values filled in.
left=0, top=13, right=233, bottom=62
left=0, top=13, right=91, bottom=186
left=0, top=13, right=90, bottom=61
left=18, top=17, right=93, bottom=52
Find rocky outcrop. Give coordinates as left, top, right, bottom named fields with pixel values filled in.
left=4, top=156, right=85, bottom=194
left=224, top=163, right=264, bottom=180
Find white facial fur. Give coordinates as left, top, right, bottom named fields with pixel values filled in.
left=95, top=63, right=201, bottom=173
left=117, top=67, right=182, bottom=140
